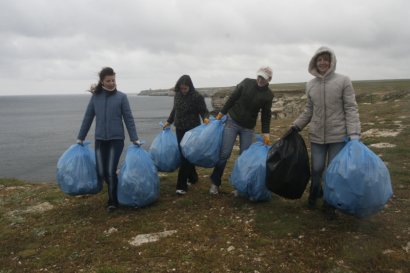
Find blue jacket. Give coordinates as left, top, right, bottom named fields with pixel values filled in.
left=77, top=90, right=138, bottom=141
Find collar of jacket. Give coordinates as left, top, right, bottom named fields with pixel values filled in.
left=103, top=89, right=118, bottom=96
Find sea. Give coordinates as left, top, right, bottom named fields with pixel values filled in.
left=0, top=94, right=213, bottom=183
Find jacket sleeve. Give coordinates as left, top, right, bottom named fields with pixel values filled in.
left=121, top=95, right=139, bottom=141
left=77, top=97, right=95, bottom=140
left=197, top=94, right=210, bottom=121
left=260, top=96, right=273, bottom=133
left=220, top=81, right=244, bottom=114
left=342, top=77, right=361, bottom=136
left=167, top=97, right=176, bottom=124
left=293, top=84, right=313, bottom=130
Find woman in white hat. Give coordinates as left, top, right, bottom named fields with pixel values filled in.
left=209, top=66, right=274, bottom=194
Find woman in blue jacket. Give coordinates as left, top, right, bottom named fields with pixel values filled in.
left=77, top=67, right=140, bottom=212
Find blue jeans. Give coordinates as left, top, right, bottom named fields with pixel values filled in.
left=95, top=139, right=124, bottom=206
left=210, top=116, right=254, bottom=186
left=309, top=142, right=345, bottom=204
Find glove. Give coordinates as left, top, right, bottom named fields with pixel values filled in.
left=203, top=118, right=209, bottom=124
left=133, top=140, right=142, bottom=146
left=163, top=122, right=171, bottom=130
left=263, top=134, right=270, bottom=145
left=216, top=113, right=224, bottom=120
left=349, top=134, right=360, bottom=140
left=76, top=139, right=84, bottom=146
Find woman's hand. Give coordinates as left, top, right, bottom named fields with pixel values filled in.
left=163, top=122, right=171, bottom=130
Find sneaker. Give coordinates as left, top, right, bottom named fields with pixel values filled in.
left=107, top=204, right=118, bottom=212
left=176, top=189, right=187, bottom=195
left=209, top=184, right=219, bottom=195
left=232, top=190, right=239, bottom=197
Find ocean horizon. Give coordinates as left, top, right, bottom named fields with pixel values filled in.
left=0, top=94, right=212, bottom=183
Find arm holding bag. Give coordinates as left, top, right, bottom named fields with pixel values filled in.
left=149, top=125, right=181, bottom=172
left=265, top=130, right=310, bottom=199
left=56, top=142, right=101, bottom=196
left=324, top=140, right=393, bottom=218
left=230, top=137, right=272, bottom=202
left=118, top=145, right=160, bottom=207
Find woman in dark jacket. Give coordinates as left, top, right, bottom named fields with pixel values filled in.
left=77, top=67, right=140, bottom=212
left=163, top=75, right=209, bottom=195
left=209, top=67, right=274, bottom=195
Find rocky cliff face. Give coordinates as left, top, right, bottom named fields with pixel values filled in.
left=211, top=88, right=306, bottom=120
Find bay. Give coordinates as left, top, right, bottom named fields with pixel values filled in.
left=0, top=94, right=212, bottom=183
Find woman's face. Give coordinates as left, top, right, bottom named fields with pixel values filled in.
left=316, top=53, right=331, bottom=75
left=101, top=75, right=116, bottom=91
left=256, top=76, right=269, bottom=87
left=180, top=84, right=190, bottom=95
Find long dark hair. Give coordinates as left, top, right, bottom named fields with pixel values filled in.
left=174, top=74, right=195, bottom=93
left=90, top=67, right=116, bottom=94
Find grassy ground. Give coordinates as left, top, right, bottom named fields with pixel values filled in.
left=1, top=81, right=410, bottom=273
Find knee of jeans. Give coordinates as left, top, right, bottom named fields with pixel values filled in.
left=96, top=169, right=105, bottom=179
left=311, top=163, right=325, bottom=176
left=106, top=170, right=118, bottom=180
left=219, top=150, right=232, bottom=161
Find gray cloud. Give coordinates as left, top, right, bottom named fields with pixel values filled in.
left=0, top=0, right=409, bottom=95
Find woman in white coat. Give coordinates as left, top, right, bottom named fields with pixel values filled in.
left=291, top=46, right=361, bottom=219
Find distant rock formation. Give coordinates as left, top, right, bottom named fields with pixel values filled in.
left=138, top=89, right=173, bottom=96
left=270, top=89, right=306, bottom=119
left=138, top=87, right=223, bottom=97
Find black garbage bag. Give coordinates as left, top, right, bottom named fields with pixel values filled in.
left=266, top=129, right=310, bottom=199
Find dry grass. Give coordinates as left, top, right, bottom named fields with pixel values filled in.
left=1, top=80, right=409, bottom=273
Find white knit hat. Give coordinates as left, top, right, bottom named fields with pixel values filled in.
left=256, top=66, right=273, bottom=80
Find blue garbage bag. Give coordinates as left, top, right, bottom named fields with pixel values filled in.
left=149, top=125, right=181, bottom=172
left=230, top=136, right=272, bottom=202
left=180, top=116, right=225, bottom=168
left=324, top=140, right=393, bottom=218
left=118, top=145, right=160, bottom=207
left=56, top=142, right=101, bottom=196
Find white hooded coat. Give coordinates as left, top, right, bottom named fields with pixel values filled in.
left=293, top=47, right=361, bottom=144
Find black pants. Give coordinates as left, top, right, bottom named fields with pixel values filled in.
left=176, top=128, right=198, bottom=191
left=95, top=139, right=124, bottom=206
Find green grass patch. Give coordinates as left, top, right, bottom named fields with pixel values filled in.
left=1, top=80, right=410, bottom=272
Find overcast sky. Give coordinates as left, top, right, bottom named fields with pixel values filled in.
left=0, top=0, right=409, bottom=96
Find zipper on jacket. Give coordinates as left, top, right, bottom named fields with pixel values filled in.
left=322, top=79, right=326, bottom=143
left=104, top=93, right=108, bottom=139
